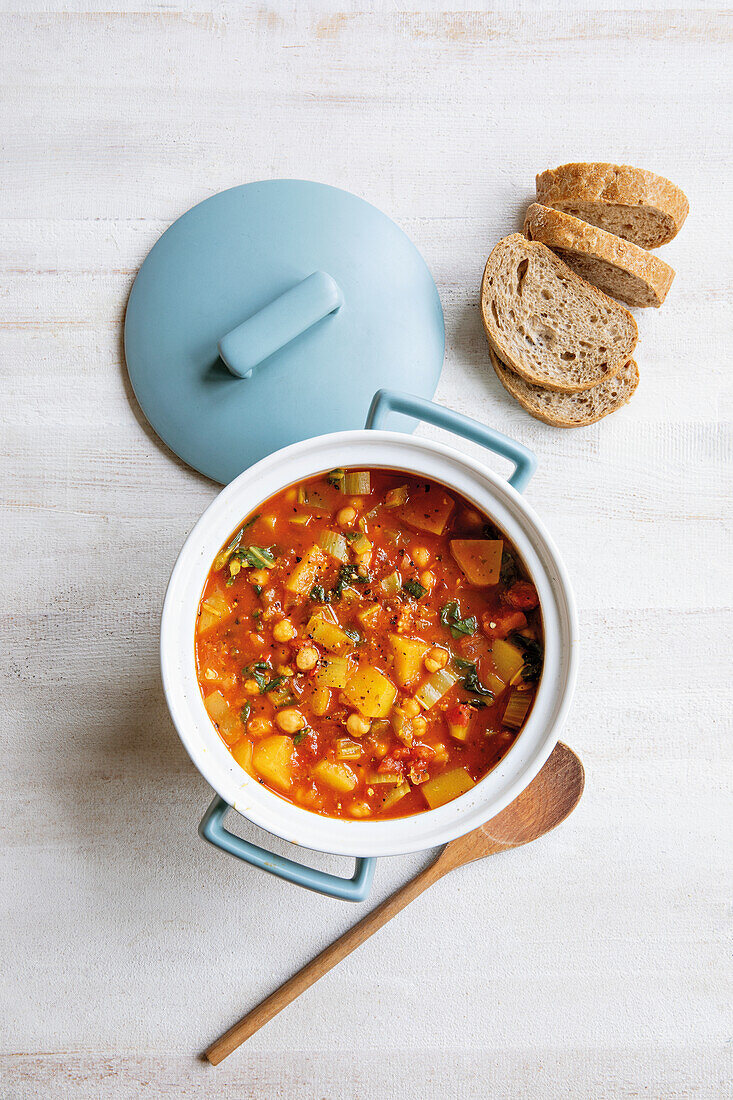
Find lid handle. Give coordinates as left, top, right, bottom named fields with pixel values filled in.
left=218, top=271, right=343, bottom=379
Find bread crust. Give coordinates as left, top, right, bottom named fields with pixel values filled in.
left=536, top=162, right=689, bottom=248
left=489, top=346, right=639, bottom=427
left=480, top=234, right=637, bottom=393
left=524, top=203, right=675, bottom=307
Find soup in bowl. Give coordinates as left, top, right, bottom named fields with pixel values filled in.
left=195, top=467, right=544, bottom=822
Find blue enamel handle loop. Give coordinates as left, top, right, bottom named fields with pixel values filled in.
left=218, top=271, right=343, bottom=379
left=365, top=388, right=537, bottom=492
left=199, top=796, right=376, bottom=902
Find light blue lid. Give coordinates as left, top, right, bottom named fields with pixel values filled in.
left=124, top=180, right=445, bottom=484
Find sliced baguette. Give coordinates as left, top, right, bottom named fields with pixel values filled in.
left=536, top=162, right=689, bottom=249
left=489, top=346, right=639, bottom=428
left=480, top=234, right=638, bottom=393
left=524, top=203, right=674, bottom=308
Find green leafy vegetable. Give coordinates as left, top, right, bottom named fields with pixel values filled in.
left=309, top=584, right=330, bottom=604
left=342, top=626, right=363, bottom=645
left=243, top=661, right=272, bottom=692
left=263, top=675, right=288, bottom=694
left=213, top=514, right=261, bottom=570
left=510, top=633, right=543, bottom=682
left=253, top=584, right=262, bottom=597
left=402, top=579, right=428, bottom=600
left=499, top=551, right=518, bottom=586
left=292, top=730, right=307, bottom=746
left=440, top=600, right=477, bottom=639
left=236, top=545, right=275, bottom=569
left=327, top=468, right=346, bottom=488
left=331, top=563, right=370, bottom=600
left=452, top=656, right=494, bottom=700
left=240, top=703, right=251, bottom=724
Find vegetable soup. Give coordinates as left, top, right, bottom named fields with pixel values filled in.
left=195, top=468, right=544, bottom=820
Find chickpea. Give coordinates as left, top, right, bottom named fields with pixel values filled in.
left=247, top=716, right=272, bottom=736
left=296, top=646, right=319, bottom=671
left=337, top=506, right=357, bottom=527
left=402, top=698, right=421, bottom=718
left=275, top=708, right=306, bottom=734
left=412, top=546, right=430, bottom=568
left=272, top=618, right=297, bottom=643
left=420, top=570, right=436, bottom=590
left=348, top=800, right=372, bottom=818
left=244, top=678, right=261, bottom=695
left=251, top=569, right=269, bottom=586
left=412, top=715, right=427, bottom=737
left=424, top=647, right=449, bottom=674
left=346, top=713, right=371, bottom=738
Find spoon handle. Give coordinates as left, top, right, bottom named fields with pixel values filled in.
left=204, top=848, right=455, bottom=1065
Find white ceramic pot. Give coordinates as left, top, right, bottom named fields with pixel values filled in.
left=161, top=415, right=578, bottom=862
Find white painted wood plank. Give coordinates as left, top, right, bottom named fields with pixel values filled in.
left=0, top=3, right=730, bottom=1096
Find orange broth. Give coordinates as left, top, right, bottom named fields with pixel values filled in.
left=195, top=468, right=543, bottom=821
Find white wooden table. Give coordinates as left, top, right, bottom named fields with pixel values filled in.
left=2, top=4, right=731, bottom=1097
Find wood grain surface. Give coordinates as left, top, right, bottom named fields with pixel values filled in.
left=1, top=3, right=731, bottom=1098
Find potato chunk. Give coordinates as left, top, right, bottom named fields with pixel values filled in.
left=450, top=539, right=503, bottom=585
left=311, top=760, right=357, bottom=793
left=285, top=545, right=326, bottom=594
left=491, top=638, right=524, bottom=683
left=203, top=690, right=240, bottom=744
left=388, top=634, right=429, bottom=688
left=401, top=485, right=454, bottom=535
left=252, top=735, right=295, bottom=791
left=342, top=663, right=397, bottom=718
left=197, top=592, right=234, bottom=634
left=231, top=738, right=254, bottom=776
left=305, top=615, right=354, bottom=655
left=421, top=767, right=475, bottom=809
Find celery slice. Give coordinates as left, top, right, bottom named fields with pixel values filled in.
left=415, top=666, right=460, bottom=710
left=379, top=570, right=402, bottom=596
left=342, top=471, right=370, bottom=494
left=335, top=738, right=363, bottom=760
left=380, top=781, right=411, bottom=810
left=502, top=689, right=532, bottom=729
left=315, top=656, right=350, bottom=688
left=347, top=532, right=372, bottom=555
left=318, top=530, right=349, bottom=563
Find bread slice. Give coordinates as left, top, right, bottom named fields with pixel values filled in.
left=489, top=346, right=639, bottom=428
left=524, top=203, right=674, bottom=308
left=536, top=162, right=689, bottom=249
left=480, top=234, right=638, bottom=393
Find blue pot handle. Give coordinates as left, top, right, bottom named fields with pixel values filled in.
left=365, top=388, right=537, bottom=493
left=199, top=796, right=376, bottom=902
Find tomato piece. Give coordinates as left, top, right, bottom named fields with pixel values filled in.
left=378, top=756, right=406, bottom=775
left=505, top=581, right=539, bottom=610
left=481, top=610, right=527, bottom=639
left=446, top=703, right=473, bottom=726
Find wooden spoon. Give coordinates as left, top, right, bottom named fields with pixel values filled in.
left=204, top=742, right=584, bottom=1065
